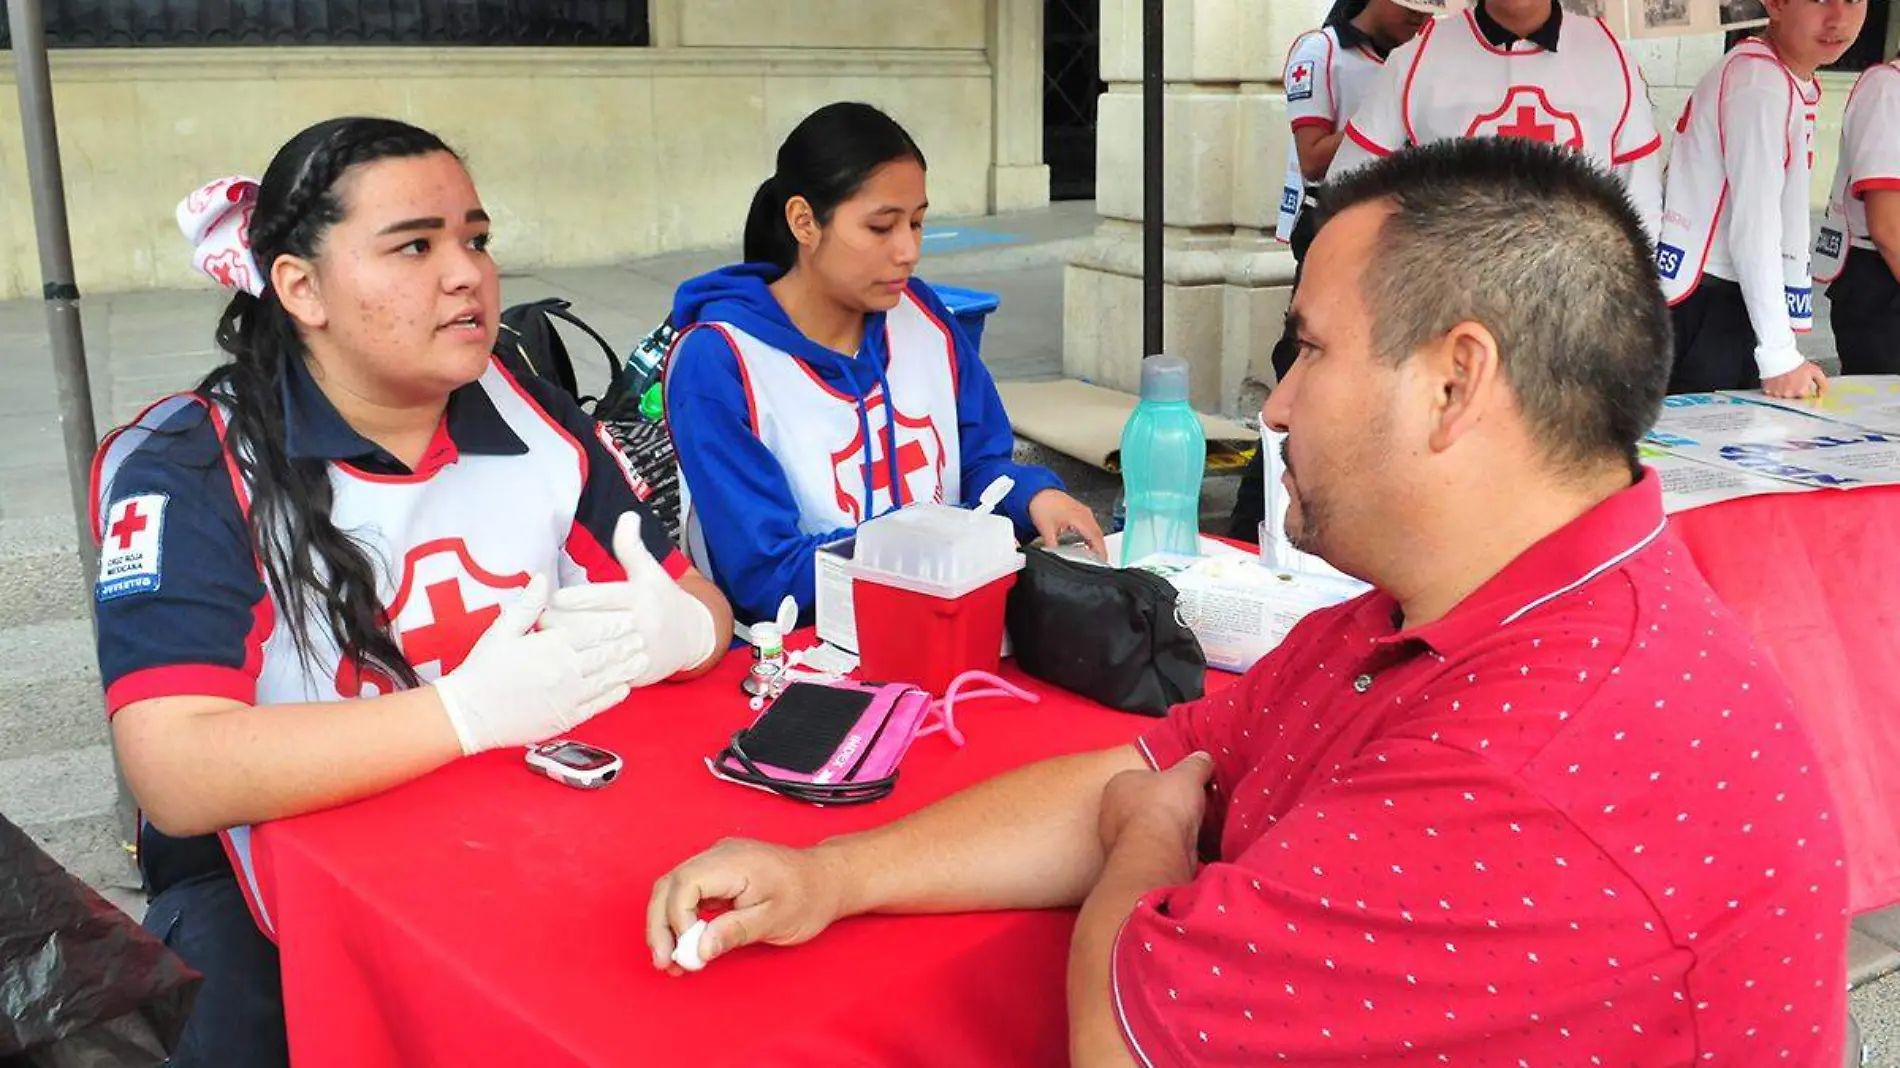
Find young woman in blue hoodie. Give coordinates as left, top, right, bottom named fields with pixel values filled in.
left=666, top=102, right=1105, bottom=625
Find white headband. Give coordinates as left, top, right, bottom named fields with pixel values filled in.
left=177, top=175, right=264, bottom=296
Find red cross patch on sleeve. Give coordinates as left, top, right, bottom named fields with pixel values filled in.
left=97, top=493, right=168, bottom=601
left=1288, top=60, right=1317, bottom=102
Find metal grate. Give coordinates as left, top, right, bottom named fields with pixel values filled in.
left=0, top=0, right=649, bottom=47
left=1043, top=0, right=1103, bottom=201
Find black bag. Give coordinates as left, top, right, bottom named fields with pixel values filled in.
left=1004, top=548, right=1207, bottom=716
left=0, top=815, right=200, bottom=1066
left=492, top=300, right=683, bottom=543
left=494, top=298, right=619, bottom=407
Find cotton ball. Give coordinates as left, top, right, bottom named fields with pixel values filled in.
left=671, top=918, right=711, bottom=972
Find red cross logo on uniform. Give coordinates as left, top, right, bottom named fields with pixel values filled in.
left=334, top=539, right=529, bottom=697
left=108, top=502, right=150, bottom=550
left=1467, top=86, right=1584, bottom=152
left=829, top=394, right=948, bottom=524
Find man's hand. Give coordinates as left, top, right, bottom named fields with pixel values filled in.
left=1098, top=751, right=1214, bottom=861
left=1069, top=752, right=1215, bottom=1068
left=1762, top=361, right=1829, bottom=399
left=1029, top=488, right=1108, bottom=560
left=645, top=838, right=849, bottom=973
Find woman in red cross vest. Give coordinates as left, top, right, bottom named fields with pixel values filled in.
left=665, top=102, right=1106, bottom=628
left=89, top=116, right=734, bottom=1066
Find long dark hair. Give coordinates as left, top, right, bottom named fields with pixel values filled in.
left=1324, top=0, right=1368, bottom=26
left=197, top=116, right=454, bottom=689
left=742, top=102, right=927, bottom=272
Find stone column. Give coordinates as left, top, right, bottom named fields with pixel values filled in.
left=1063, top=0, right=1330, bottom=415
left=988, top=0, right=1052, bottom=211
left=648, top=0, right=683, bottom=46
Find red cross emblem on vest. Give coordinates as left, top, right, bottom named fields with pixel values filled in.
left=334, top=539, right=529, bottom=697
left=1467, top=86, right=1584, bottom=152
left=829, top=393, right=948, bottom=524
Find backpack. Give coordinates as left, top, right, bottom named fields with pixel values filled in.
left=492, top=298, right=683, bottom=543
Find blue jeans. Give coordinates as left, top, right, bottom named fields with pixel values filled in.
left=143, top=874, right=288, bottom=1068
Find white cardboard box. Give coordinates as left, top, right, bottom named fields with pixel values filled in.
left=1056, top=534, right=1369, bottom=674
left=814, top=535, right=862, bottom=654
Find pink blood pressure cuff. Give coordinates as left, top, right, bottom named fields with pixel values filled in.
left=710, top=680, right=933, bottom=805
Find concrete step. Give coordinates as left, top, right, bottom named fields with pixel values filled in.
left=18, top=809, right=141, bottom=904
left=0, top=742, right=118, bottom=829
left=0, top=618, right=106, bottom=762
left=0, top=516, right=90, bottom=628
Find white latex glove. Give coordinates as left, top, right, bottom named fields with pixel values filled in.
left=541, top=512, right=717, bottom=687
left=434, top=574, right=647, bottom=755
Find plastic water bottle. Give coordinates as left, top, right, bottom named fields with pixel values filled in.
left=1118, top=353, right=1205, bottom=565
left=623, top=319, right=674, bottom=423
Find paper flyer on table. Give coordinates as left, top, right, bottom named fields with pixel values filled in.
left=1643, top=393, right=1900, bottom=490
left=1719, top=376, right=1900, bottom=435
left=1124, top=548, right=1369, bottom=673
left=1637, top=444, right=1815, bottom=513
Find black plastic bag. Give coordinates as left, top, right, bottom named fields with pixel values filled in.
left=0, top=815, right=198, bottom=1066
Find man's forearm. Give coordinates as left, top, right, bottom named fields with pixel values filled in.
left=1068, top=826, right=1197, bottom=1068
left=819, top=744, right=1150, bottom=918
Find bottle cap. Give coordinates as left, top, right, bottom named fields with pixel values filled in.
left=1139, top=353, right=1191, bottom=403
left=752, top=622, right=783, bottom=655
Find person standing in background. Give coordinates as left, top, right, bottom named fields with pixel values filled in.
left=1813, top=56, right=1900, bottom=374
left=1275, top=0, right=1438, bottom=267
left=1230, top=0, right=1435, bottom=542
left=1656, top=0, right=1867, bottom=398
left=1325, top=0, right=1664, bottom=240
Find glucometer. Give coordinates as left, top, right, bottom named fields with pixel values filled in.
left=525, top=740, right=622, bottom=789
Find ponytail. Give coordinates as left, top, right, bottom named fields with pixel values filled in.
left=743, top=175, right=799, bottom=272
left=745, top=102, right=926, bottom=275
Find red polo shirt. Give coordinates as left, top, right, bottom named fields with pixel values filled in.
left=1114, top=471, right=1848, bottom=1067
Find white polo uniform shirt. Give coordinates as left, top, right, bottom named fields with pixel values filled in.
left=1815, top=60, right=1900, bottom=283
left=1277, top=23, right=1392, bottom=242
left=1327, top=3, right=1663, bottom=239
left=1656, top=37, right=1821, bottom=380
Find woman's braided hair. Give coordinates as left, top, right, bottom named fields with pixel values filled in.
left=198, top=117, right=456, bottom=691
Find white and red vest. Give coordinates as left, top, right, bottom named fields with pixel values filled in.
left=679, top=290, right=964, bottom=579
left=1334, top=10, right=1661, bottom=178
left=92, top=359, right=610, bottom=935
left=1657, top=38, right=1819, bottom=377
left=1815, top=60, right=1900, bottom=283
left=1276, top=25, right=1390, bottom=242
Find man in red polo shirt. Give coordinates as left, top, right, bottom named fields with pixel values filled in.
left=646, top=139, right=1848, bottom=1066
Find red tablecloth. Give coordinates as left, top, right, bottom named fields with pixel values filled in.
left=256, top=487, right=1900, bottom=1064
left=254, top=653, right=1156, bottom=1067
left=1669, top=485, right=1900, bottom=915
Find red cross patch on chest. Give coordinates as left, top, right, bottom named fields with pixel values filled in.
left=335, top=539, right=530, bottom=696
left=1468, top=86, right=1585, bottom=151
left=828, top=393, right=948, bottom=524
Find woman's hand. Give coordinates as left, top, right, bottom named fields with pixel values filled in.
left=1028, top=489, right=1108, bottom=559
left=539, top=512, right=726, bottom=687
